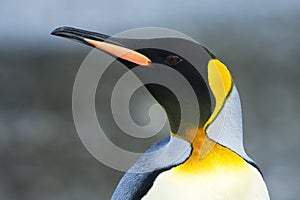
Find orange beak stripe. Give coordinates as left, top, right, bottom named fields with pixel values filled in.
left=85, top=38, right=151, bottom=66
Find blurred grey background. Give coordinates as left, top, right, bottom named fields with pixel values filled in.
left=1, top=0, right=299, bottom=199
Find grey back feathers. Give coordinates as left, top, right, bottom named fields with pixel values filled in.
left=206, top=85, right=253, bottom=163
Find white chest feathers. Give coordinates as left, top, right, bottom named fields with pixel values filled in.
left=142, top=164, right=270, bottom=200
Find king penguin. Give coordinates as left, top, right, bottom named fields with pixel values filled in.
left=51, top=26, right=270, bottom=200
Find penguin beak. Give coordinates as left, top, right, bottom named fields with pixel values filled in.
left=51, top=26, right=151, bottom=66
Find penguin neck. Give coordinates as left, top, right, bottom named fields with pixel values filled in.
left=145, top=83, right=211, bottom=136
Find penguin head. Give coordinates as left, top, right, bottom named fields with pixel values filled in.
left=51, top=26, right=251, bottom=161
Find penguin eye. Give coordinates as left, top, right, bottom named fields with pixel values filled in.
left=165, top=54, right=182, bottom=66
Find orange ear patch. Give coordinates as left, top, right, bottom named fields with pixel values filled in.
left=204, top=59, right=233, bottom=130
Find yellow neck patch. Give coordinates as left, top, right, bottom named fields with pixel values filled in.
left=175, top=129, right=247, bottom=174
